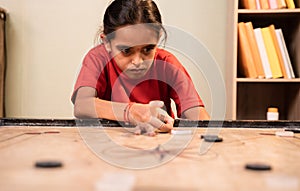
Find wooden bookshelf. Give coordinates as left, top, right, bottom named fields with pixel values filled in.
left=0, top=8, right=6, bottom=117
left=226, top=0, right=300, bottom=120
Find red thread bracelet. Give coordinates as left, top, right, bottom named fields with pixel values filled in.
left=123, top=104, right=130, bottom=123
left=126, top=102, right=134, bottom=124
left=124, top=102, right=134, bottom=124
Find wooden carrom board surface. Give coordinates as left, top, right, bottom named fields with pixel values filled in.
left=0, top=126, right=299, bottom=191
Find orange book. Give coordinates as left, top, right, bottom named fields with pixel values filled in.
left=261, top=26, right=283, bottom=78
left=286, top=0, right=296, bottom=8
left=260, top=0, right=270, bottom=9
left=238, top=22, right=258, bottom=78
left=245, top=22, right=265, bottom=78
left=268, top=25, right=288, bottom=78
left=241, top=0, right=257, bottom=9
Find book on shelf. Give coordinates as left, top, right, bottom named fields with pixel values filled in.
left=254, top=28, right=273, bottom=78
left=277, top=0, right=287, bottom=8
left=241, top=0, right=296, bottom=9
left=245, top=22, right=265, bottom=78
left=261, top=26, right=283, bottom=78
left=276, top=29, right=296, bottom=78
left=260, top=0, right=270, bottom=9
left=268, top=25, right=288, bottom=78
left=238, top=22, right=258, bottom=78
left=269, top=0, right=278, bottom=9
left=256, top=0, right=262, bottom=8
left=286, top=0, right=296, bottom=8
left=240, top=0, right=258, bottom=9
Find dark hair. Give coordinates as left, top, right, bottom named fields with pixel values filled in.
left=96, top=0, right=167, bottom=43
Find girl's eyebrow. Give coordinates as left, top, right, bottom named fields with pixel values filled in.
left=144, top=44, right=157, bottom=48
left=116, top=45, right=131, bottom=50
left=116, top=44, right=157, bottom=50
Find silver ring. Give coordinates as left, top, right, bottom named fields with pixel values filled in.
left=149, top=116, right=165, bottom=129
left=158, top=114, right=166, bottom=122
left=158, top=123, right=165, bottom=130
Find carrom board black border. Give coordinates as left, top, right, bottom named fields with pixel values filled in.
left=0, top=118, right=299, bottom=128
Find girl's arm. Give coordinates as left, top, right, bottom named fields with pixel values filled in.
left=74, top=87, right=173, bottom=131
left=74, top=86, right=126, bottom=120
left=182, top=106, right=211, bottom=120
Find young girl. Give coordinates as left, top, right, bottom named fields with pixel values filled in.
left=71, top=0, right=210, bottom=135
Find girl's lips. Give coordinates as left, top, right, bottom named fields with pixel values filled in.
left=129, top=68, right=146, bottom=73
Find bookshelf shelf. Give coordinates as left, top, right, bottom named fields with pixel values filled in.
left=238, top=8, right=300, bottom=14
left=226, top=0, right=300, bottom=120
left=236, top=78, right=300, bottom=82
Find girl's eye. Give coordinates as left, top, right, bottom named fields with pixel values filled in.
left=142, top=45, right=156, bottom=54
left=121, top=48, right=132, bottom=55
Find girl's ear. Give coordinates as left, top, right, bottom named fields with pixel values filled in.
left=101, top=34, right=112, bottom=52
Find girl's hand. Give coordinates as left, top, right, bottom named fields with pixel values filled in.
left=149, top=101, right=174, bottom=132
left=128, top=101, right=174, bottom=134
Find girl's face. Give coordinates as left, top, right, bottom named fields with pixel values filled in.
left=104, top=24, right=160, bottom=79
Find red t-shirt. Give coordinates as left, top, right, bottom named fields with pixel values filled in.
left=72, top=44, right=204, bottom=117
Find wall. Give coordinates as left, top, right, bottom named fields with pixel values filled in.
left=0, top=0, right=228, bottom=119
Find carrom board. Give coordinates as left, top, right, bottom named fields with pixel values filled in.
left=0, top=126, right=299, bottom=191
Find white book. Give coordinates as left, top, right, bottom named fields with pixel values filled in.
left=256, top=0, right=261, bottom=9
left=254, top=28, right=273, bottom=79
left=275, top=29, right=295, bottom=79
left=268, top=0, right=278, bottom=9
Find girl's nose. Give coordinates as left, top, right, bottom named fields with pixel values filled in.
left=131, top=53, right=143, bottom=66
